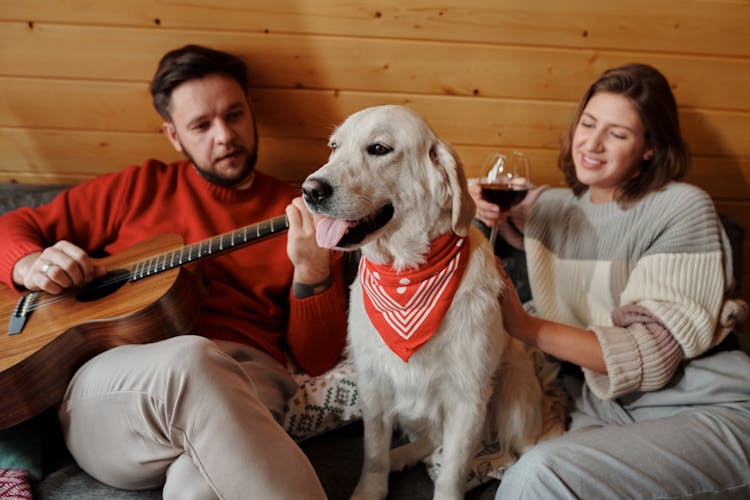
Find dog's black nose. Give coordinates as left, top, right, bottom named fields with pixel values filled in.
left=301, top=177, right=333, bottom=206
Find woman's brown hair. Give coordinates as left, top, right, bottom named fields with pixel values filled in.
left=558, top=63, right=690, bottom=204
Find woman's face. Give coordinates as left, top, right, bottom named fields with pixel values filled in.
left=572, top=91, right=654, bottom=203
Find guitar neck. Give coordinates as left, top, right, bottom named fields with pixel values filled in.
left=129, top=215, right=289, bottom=282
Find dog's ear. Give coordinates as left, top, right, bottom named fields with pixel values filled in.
left=430, top=139, right=476, bottom=237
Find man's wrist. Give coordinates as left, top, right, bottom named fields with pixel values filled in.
left=292, top=274, right=332, bottom=299
left=11, top=252, right=40, bottom=288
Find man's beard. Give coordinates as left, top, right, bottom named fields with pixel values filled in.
left=181, top=142, right=258, bottom=188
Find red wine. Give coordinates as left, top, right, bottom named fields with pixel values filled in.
left=480, top=182, right=528, bottom=210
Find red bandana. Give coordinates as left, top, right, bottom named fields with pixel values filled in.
left=359, top=232, right=470, bottom=362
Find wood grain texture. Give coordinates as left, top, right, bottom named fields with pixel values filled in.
left=2, top=0, right=749, bottom=57
left=3, top=82, right=750, bottom=157
left=1, top=23, right=749, bottom=111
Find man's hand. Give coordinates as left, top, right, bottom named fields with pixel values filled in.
left=11, top=240, right=106, bottom=294
left=286, top=197, right=331, bottom=288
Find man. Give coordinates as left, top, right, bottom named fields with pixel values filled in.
left=0, top=45, right=347, bottom=499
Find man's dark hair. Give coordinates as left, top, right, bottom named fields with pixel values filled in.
left=150, top=44, right=249, bottom=120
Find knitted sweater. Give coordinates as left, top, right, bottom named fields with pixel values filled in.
left=0, top=160, right=347, bottom=376
left=523, top=182, right=735, bottom=399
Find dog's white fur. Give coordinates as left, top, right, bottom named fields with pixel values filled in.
left=303, top=105, right=562, bottom=500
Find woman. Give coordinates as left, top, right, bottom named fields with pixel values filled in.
left=472, top=64, right=750, bottom=499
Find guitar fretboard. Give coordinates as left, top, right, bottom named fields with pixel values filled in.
left=129, top=215, right=289, bottom=281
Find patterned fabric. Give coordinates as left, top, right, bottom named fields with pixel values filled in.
left=0, top=468, right=32, bottom=499
left=359, top=233, right=469, bottom=362
left=283, top=357, right=361, bottom=442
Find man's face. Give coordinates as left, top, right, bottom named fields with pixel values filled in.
left=162, top=73, right=258, bottom=188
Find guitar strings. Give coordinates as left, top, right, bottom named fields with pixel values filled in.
left=19, top=267, right=136, bottom=312
left=19, top=216, right=291, bottom=314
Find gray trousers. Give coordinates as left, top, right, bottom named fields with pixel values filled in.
left=58, top=335, right=326, bottom=500
left=495, top=349, right=750, bottom=499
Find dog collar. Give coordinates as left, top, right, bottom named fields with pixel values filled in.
left=359, top=232, right=469, bottom=362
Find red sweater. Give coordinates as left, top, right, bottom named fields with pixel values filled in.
left=0, top=160, right=348, bottom=375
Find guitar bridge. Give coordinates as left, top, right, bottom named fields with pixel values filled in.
left=8, top=292, right=39, bottom=335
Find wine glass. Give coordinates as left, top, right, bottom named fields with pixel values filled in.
left=479, top=151, right=531, bottom=247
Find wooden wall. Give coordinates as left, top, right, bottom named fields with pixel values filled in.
left=1, top=0, right=749, bottom=307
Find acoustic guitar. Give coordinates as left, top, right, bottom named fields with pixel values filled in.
left=0, top=215, right=288, bottom=430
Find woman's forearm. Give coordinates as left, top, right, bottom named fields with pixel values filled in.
left=525, top=316, right=607, bottom=374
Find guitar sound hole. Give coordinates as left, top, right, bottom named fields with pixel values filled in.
left=76, top=269, right=130, bottom=303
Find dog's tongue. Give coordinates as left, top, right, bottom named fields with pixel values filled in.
left=316, top=216, right=355, bottom=249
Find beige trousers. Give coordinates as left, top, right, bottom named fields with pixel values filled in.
left=58, top=335, right=326, bottom=500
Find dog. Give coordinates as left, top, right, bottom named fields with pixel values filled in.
left=302, top=105, right=564, bottom=500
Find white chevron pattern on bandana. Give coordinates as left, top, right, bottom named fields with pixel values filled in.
left=359, top=233, right=469, bottom=362
left=359, top=238, right=463, bottom=340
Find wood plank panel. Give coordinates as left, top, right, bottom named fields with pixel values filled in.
left=680, top=109, right=750, bottom=159
left=685, top=158, right=750, bottom=200
left=2, top=0, right=748, bottom=57
left=0, top=129, right=330, bottom=185
left=4, top=80, right=750, bottom=159
left=0, top=78, right=159, bottom=133
left=2, top=22, right=749, bottom=111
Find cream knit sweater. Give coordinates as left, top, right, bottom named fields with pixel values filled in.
left=523, top=182, right=738, bottom=400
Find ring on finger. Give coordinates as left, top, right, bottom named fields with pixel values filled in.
left=41, top=262, right=53, bottom=276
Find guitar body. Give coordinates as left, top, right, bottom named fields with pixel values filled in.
left=0, top=234, right=204, bottom=430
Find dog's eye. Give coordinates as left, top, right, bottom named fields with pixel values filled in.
left=367, top=143, right=392, bottom=156
left=329, top=141, right=338, bottom=150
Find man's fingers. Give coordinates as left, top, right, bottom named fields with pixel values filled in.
left=285, top=202, right=303, bottom=231
left=53, top=241, right=97, bottom=282
left=26, top=241, right=99, bottom=293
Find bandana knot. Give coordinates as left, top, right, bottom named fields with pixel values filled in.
left=359, top=232, right=470, bottom=362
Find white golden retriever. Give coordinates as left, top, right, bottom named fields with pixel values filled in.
left=302, top=105, right=563, bottom=500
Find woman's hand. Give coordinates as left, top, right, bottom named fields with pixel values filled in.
left=496, top=260, right=534, bottom=343
left=469, top=182, right=510, bottom=228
